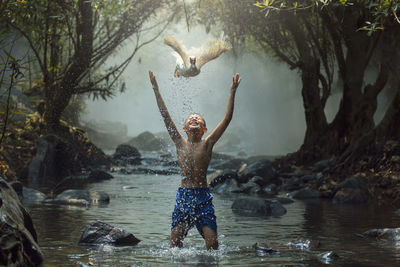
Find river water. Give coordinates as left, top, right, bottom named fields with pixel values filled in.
left=26, top=170, right=400, bottom=266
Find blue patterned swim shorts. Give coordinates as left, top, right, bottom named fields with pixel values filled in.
left=171, top=187, right=217, bottom=237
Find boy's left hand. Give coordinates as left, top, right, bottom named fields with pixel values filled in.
left=231, top=73, right=241, bottom=93
left=149, top=70, right=159, bottom=90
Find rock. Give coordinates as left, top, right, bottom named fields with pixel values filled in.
left=231, top=197, right=287, bottom=216
left=269, top=200, right=287, bottom=216
left=207, top=170, right=223, bottom=185
left=87, top=169, right=113, bottom=182
left=0, top=177, right=43, bottom=266
left=253, top=243, right=280, bottom=255
left=333, top=188, right=370, bottom=204
left=312, top=158, right=335, bottom=172
left=361, top=228, right=400, bottom=241
left=300, top=174, right=318, bottom=183
left=258, top=184, right=279, bottom=197
left=126, top=131, right=167, bottom=151
left=27, top=134, right=61, bottom=189
left=239, top=181, right=261, bottom=195
left=237, top=163, right=247, bottom=176
left=10, top=181, right=23, bottom=196
left=27, top=132, right=110, bottom=193
left=290, top=188, right=321, bottom=199
left=280, top=169, right=312, bottom=178
left=208, top=169, right=238, bottom=187
left=237, top=159, right=276, bottom=185
left=333, top=176, right=370, bottom=204
left=275, top=197, right=294, bottom=204
left=22, top=187, right=46, bottom=203
left=281, top=177, right=305, bottom=192
left=79, top=220, right=140, bottom=246
left=336, top=176, right=368, bottom=191
left=212, top=179, right=241, bottom=194
left=113, top=144, right=141, bottom=160
left=318, top=251, right=339, bottom=264
left=50, top=189, right=110, bottom=206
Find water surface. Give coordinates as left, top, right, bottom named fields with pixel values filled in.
left=27, top=173, right=400, bottom=266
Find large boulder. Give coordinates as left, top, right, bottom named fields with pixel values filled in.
left=126, top=131, right=168, bottom=151
left=50, top=189, right=110, bottom=206
left=231, top=197, right=287, bottom=216
left=333, top=188, right=370, bottom=204
left=27, top=131, right=110, bottom=193
left=208, top=169, right=238, bottom=187
left=361, top=228, right=400, bottom=241
left=22, top=187, right=47, bottom=203
left=237, top=159, right=277, bottom=185
left=79, top=220, right=140, bottom=246
left=113, top=144, right=141, bottom=165
left=333, top=176, right=370, bottom=204
left=27, top=134, right=61, bottom=189
left=0, top=177, right=43, bottom=266
left=212, top=179, right=241, bottom=195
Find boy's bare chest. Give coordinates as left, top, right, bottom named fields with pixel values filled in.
left=176, top=142, right=211, bottom=165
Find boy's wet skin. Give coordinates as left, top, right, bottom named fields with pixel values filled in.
left=178, top=114, right=211, bottom=188
left=149, top=70, right=241, bottom=250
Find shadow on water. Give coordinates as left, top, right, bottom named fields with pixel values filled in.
left=26, top=173, right=400, bottom=266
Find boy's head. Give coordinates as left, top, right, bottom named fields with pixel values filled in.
left=183, top=113, right=207, bottom=137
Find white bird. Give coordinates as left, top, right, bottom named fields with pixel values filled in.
left=163, top=35, right=230, bottom=78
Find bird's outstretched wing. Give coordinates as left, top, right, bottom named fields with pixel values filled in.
left=196, top=39, right=230, bottom=69
left=164, top=36, right=189, bottom=66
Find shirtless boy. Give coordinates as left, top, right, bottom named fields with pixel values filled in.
left=148, top=70, right=241, bottom=250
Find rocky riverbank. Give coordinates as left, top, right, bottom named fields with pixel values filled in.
left=2, top=124, right=400, bottom=264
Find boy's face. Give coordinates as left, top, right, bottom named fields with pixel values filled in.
left=183, top=114, right=207, bottom=136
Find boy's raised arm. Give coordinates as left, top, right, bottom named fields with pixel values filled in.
left=206, top=73, right=241, bottom=146
left=149, top=71, right=183, bottom=145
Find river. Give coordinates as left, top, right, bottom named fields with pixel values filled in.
left=26, top=162, right=400, bottom=266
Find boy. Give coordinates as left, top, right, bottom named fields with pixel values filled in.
left=148, top=70, right=241, bottom=250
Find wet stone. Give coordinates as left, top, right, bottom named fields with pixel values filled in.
left=50, top=189, right=110, bottom=206
left=22, top=187, right=46, bottom=203
left=212, top=179, right=241, bottom=195
left=361, top=228, right=400, bottom=241
left=333, top=188, right=370, bottom=204
left=237, top=159, right=276, bottom=184
left=318, top=251, right=339, bottom=264
left=253, top=243, right=280, bottom=256
left=79, top=220, right=140, bottom=246
left=231, top=197, right=287, bottom=217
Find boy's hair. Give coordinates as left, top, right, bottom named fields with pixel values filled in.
left=186, top=113, right=206, bottom=127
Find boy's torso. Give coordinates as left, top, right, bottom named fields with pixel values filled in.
left=176, top=139, right=212, bottom=188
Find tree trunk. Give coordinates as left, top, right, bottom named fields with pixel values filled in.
left=43, top=0, right=93, bottom=132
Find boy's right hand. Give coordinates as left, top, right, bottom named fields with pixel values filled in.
left=231, top=73, right=241, bottom=93
left=149, top=70, right=159, bottom=90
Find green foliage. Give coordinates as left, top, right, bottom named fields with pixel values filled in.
left=253, top=0, right=400, bottom=34
left=1, top=0, right=180, bottom=129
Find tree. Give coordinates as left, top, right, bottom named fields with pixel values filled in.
left=195, top=0, right=400, bottom=163
left=2, top=0, right=180, bottom=131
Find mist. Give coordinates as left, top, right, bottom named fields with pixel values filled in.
left=82, top=26, right=307, bottom=156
